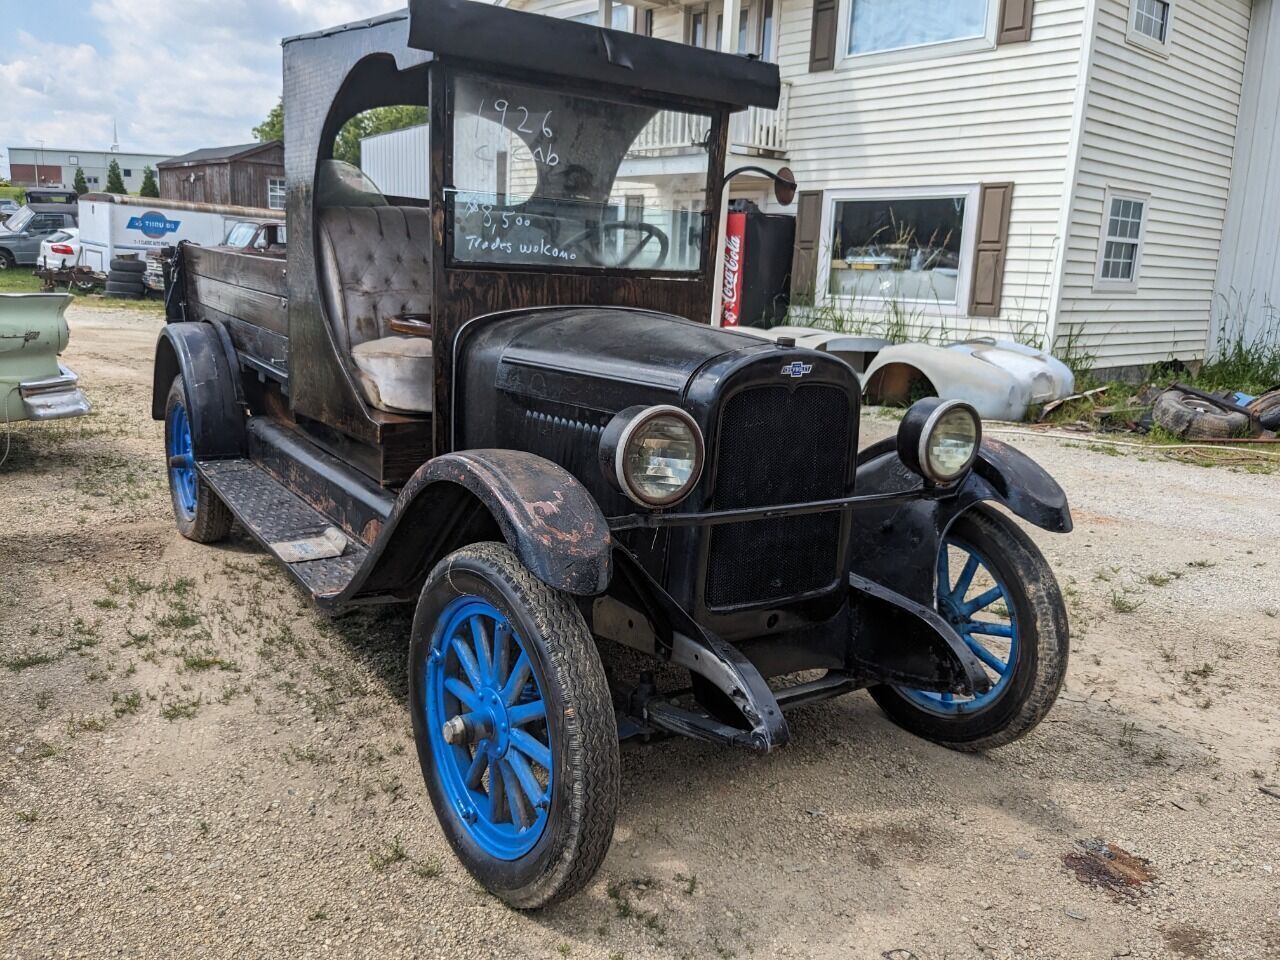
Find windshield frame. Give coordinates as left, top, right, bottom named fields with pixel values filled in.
left=442, top=67, right=721, bottom=279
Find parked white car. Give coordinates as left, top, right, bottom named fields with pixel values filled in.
left=38, top=228, right=82, bottom=270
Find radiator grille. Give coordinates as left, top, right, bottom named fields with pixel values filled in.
left=705, top=384, right=851, bottom=609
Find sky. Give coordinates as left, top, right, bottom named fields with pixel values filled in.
left=0, top=0, right=393, bottom=176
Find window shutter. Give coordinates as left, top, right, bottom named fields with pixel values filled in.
left=997, top=0, right=1034, bottom=44
left=790, top=190, right=825, bottom=302
left=809, top=0, right=837, bottom=71
left=968, top=183, right=1014, bottom=318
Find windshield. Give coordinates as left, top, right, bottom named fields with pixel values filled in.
left=449, top=74, right=712, bottom=273
left=4, top=207, right=33, bottom=233
left=224, top=222, right=259, bottom=247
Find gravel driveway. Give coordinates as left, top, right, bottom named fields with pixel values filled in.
left=1, top=303, right=1277, bottom=960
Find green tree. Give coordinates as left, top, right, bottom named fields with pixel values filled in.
left=253, top=98, right=284, bottom=143
left=73, top=167, right=89, bottom=195
left=106, top=159, right=126, bottom=194
left=139, top=166, right=159, bottom=198
left=253, top=98, right=425, bottom=166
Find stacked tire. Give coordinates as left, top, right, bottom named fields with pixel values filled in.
left=105, top=258, right=146, bottom=299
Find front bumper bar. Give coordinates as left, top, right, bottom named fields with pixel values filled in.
left=19, top=364, right=91, bottom=420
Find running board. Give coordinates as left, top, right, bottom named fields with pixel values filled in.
left=199, top=458, right=367, bottom=601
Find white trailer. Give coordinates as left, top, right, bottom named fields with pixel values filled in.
left=76, top=193, right=283, bottom=274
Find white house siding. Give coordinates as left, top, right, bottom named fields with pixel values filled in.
left=1213, top=0, right=1280, bottom=349
left=766, top=0, right=1087, bottom=346
left=1057, top=0, right=1251, bottom=370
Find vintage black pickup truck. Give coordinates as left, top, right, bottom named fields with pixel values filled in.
left=153, top=0, right=1072, bottom=908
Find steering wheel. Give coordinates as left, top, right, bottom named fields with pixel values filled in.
left=566, top=220, right=670, bottom=269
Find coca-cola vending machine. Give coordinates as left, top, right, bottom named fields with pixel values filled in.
left=720, top=200, right=797, bottom=329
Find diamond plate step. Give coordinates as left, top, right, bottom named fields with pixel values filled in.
left=199, top=458, right=367, bottom=600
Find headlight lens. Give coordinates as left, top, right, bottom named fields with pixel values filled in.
left=897, top=398, right=981, bottom=483
left=612, top=406, right=704, bottom=507
left=925, top=405, right=980, bottom=480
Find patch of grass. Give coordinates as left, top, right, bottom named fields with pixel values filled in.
left=369, top=837, right=409, bottom=872
left=308, top=910, right=328, bottom=922
left=16, top=809, right=39, bottom=823
left=181, top=652, right=239, bottom=673
left=159, top=694, right=202, bottom=721
left=411, top=860, right=442, bottom=879
left=3, top=651, right=59, bottom=672
left=1109, top=591, right=1143, bottom=614
left=1187, top=559, right=1215, bottom=569
left=1145, top=573, right=1172, bottom=588
left=111, top=691, right=142, bottom=717
left=674, top=871, right=698, bottom=896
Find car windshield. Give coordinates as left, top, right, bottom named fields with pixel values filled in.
left=448, top=74, right=713, bottom=273
left=5, top=207, right=33, bottom=233
left=224, top=222, right=259, bottom=247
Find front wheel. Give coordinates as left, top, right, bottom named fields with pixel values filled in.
left=163, top=377, right=233, bottom=543
left=409, top=543, right=619, bottom=909
left=870, top=505, right=1069, bottom=751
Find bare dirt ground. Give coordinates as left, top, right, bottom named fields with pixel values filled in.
left=1, top=302, right=1277, bottom=960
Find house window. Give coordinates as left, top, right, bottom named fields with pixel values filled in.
left=687, top=6, right=708, bottom=46
left=267, top=177, right=287, bottom=210
left=1095, top=190, right=1148, bottom=289
left=67, top=155, right=79, bottom=164
left=569, top=6, right=631, bottom=30
left=1126, top=0, right=1172, bottom=55
left=847, top=0, right=991, bottom=57
left=123, top=168, right=132, bottom=177
left=826, top=190, right=973, bottom=305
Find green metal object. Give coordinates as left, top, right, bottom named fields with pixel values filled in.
left=0, top=293, right=90, bottom=423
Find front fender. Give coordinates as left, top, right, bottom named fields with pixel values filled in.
left=343, top=449, right=612, bottom=603
left=850, top=437, right=1071, bottom=608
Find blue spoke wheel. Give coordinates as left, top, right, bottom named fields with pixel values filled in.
left=162, top=378, right=232, bottom=543
left=870, top=506, right=1070, bottom=751
left=424, top=597, right=553, bottom=859
left=410, top=543, right=619, bottom=909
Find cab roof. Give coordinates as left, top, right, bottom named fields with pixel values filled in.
left=284, top=0, right=780, bottom=112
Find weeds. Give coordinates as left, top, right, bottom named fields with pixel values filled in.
left=3, top=651, right=59, bottom=672
left=369, top=837, right=409, bottom=872
left=1109, top=591, right=1143, bottom=614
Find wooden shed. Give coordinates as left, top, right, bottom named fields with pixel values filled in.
left=158, top=141, right=285, bottom=210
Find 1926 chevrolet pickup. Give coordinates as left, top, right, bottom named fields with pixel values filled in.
left=153, top=0, right=1071, bottom=907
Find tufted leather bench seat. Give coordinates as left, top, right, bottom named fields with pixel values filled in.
left=317, top=205, right=434, bottom=414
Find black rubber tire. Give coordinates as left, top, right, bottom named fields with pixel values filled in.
left=164, top=378, right=233, bottom=543
left=869, top=505, right=1070, bottom=751
left=0, top=250, right=14, bottom=270
left=110, top=258, right=146, bottom=273
left=105, top=280, right=144, bottom=296
left=1153, top=389, right=1250, bottom=439
left=409, top=543, right=619, bottom=909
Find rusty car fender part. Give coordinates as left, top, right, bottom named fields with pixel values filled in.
left=150, top=321, right=246, bottom=460
left=596, top=546, right=790, bottom=752
left=850, top=437, right=1071, bottom=609
left=335, top=449, right=613, bottom=603
left=848, top=571, right=991, bottom=696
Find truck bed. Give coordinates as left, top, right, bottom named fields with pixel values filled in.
left=183, top=244, right=288, bottom=380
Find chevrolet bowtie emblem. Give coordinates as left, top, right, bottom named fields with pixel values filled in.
left=781, top=361, right=813, bottom=378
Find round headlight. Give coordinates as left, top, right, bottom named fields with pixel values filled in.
left=602, top=405, right=704, bottom=507
left=897, top=398, right=981, bottom=484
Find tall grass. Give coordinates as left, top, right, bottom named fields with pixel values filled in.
left=1192, top=292, right=1280, bottom=394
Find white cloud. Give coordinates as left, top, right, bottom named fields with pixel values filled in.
left=0, top=0, right=391, bottom=169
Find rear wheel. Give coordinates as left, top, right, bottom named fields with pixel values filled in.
left=870, top=506, right=1069, bottom=751
left=409, top=543, right=619, bottom=909
left=0, top=250, right=14, bottom=270
left=163, top=378, right=233, bottom=543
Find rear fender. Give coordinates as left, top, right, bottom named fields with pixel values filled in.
left=151, top=321, right=245, bottom=459
left=850, top=437, right=1071, bottom=609
left=345, top=449, right=612, bottom=601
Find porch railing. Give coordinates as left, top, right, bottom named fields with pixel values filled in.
left=628, top=81, right=790, bottom=158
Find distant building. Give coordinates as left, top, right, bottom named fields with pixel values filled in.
left=6, top=146, right=171, bottom=192
left=158, top=142, right=285, bottom=210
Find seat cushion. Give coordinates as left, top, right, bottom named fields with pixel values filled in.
left=350, top=336, right=434, bottom=414
left=317, top=205, right=434, bottom=354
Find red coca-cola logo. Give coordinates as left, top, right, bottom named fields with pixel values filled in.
left=722, top=213, right=746, bottom=327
